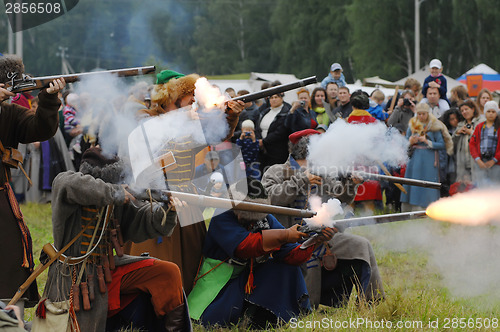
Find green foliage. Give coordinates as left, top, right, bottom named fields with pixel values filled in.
left=1, top=1, right=499, bottom=89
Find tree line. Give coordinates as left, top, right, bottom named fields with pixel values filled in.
left=1, top=0, right=499, bottom=82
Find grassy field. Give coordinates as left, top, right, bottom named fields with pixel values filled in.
left=206, top=73, right=251, bottom=80
left=20, top=203, right=500, bottom=331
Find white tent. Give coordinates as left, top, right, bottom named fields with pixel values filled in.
left=462, top=63, right=498, bottom=76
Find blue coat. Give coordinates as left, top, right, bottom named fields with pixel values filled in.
left=401, top=129, right=445, bottom=207
left=195, top=210, right=310, bottom=326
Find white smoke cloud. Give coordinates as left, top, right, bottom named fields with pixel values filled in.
left=304, top=196, right=344, bottom=228
left=307, top=120, right=408, bottom=177
left=71, top=72, right=152, bottom=158
left=365, top=219, right=500, bottom=305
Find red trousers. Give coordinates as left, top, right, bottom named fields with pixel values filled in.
left=109, top=259, right=183, bottom=317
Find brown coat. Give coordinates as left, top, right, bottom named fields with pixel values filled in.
left=125, top=105, right=240, bottom=294
left=0, top=90, right=60, bottom=304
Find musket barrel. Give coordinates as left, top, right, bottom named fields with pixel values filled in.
left=132, top=189, right=316, bottom=218
left=232, top=76, right=317, bottom=103
left=353, top=171, right=441, bottom=189
left=333, top=210, right=427, bottom=230
left=36, top=66, right=157, bottom=83
left=8, top=66, right=156, bottom=93
left=168, top=191, right=316, bottom=218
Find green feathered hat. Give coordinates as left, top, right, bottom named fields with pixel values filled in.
left=156, top=70, right=185, bottom=85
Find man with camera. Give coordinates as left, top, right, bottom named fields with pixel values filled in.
left=387, top=90, right=417, bottom=133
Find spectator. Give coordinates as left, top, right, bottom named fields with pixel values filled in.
left=255, top=81, right=271, bottom=108
left=321, top=62, right=347, bottom=88
left=123, top=80, right=149, bottom=116
left=453, top=100, right=485, bottom=182
left=63, top=92, right=84, bottom=167
left=404, top=77, right=422, bottom=102
left=387, top=90, right=417, bottom=133
left=449, top=85, right=469, bottom=108
left=224, top=87, right=236, bottom=98
left=333, top=86, right=353, bottom=119
left=285, top=88, right=318, bottom=133
left=421, top=86, right=449, bottom=118
left=402, top=103, right=446, bottom=210
left=367, top=89, right=389, bottom=121
left=347, top=90, right=376, bottom=124
left=22, top=97, right=75, bottom=203
left=325, top=82, right=340, bottom=110
left=193, top=151, right=226, bottom=194
left=255, top=89, right=291, bottom=172
left=439, top=107, right=463, bottom=196
left=476, top=88, right=493, bottom=115
left=231, top=89, right=259, bottom=142
left=347, top=91, right=382, bottom=212
left=310, top=87, right=332, bottom=126
left=422, top=58, right=450, bottom=106
left=236, top=119, right=261, bottom=179
left=469, top=100, right=500, bottom=186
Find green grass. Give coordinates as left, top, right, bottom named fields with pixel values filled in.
left=21, top=203, right=500, bottom=331
left=206, top=73, right=251, bottom=80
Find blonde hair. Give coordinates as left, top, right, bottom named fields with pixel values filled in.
left=371, top=89, right=385, bottom=103
left=416, top=103, right=430, bottom=113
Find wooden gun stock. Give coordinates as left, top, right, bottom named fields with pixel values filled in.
left=6, top=66, right=156, bottom=93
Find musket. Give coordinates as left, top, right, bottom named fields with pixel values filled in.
left=231, top=76, right=317, bottom=103
left=130, top=188, right=317, bottom=218
left=351, top=171, right=442, bottom=189
left=5, top=66, right=156, bottom=93
left=298, top=210, right=427, bottom=233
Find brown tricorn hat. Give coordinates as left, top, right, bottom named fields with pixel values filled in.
left=0, top=54, right=24, bottom=84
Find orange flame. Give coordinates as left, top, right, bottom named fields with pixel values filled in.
left=426, top=189, right=500, bottom=226
left=194, top=77, right=226, bottom=110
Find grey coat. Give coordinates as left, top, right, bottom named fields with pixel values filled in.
left=453, top=116, right=485, bottom=182
left=262, top=160, right=385, bottom=306
left=45, top=171, right=178, bottom=332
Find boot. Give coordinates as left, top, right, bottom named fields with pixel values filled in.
left=163, top=302, right=192, bottom=332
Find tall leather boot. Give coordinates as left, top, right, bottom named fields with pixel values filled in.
left=163, top=302, right=192, bottom=332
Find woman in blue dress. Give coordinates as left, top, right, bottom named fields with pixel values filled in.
left=401, top=103, right=448, bottom=210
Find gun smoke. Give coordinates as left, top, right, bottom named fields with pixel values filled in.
left=362, top=218, right=500, bottom=306
left=70, top=73, right=232, bottom=187
left=307, top=120, right=408, bottom=177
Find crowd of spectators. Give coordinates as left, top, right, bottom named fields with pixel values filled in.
left=8, top=59, right=500, bottom=213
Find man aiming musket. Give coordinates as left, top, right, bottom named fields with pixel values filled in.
left=124, top=71, right=318, bottom=295
left=0, top=54, right=66, bottom=322
left=262, top=129, right=385, bottom=307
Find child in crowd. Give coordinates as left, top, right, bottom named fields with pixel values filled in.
left=367, top=89, right=389, bottom=121
left=469, top=100, right=500, bottom=186
left=422, top=58, right=450, bottom=106
left=321, top=62, right=347, bottom=89
left=236, top=120, right=261, bottom=179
